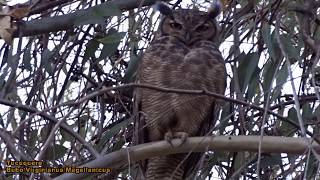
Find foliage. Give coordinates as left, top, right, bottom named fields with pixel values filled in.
left=0, top=0, right=319, bottom=179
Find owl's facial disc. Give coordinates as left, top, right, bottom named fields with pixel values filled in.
left=168, top=20, right=183, bottom=30
left=158, top=4, right=220, bottom=45
left=195, top=22, right=210, bottom=32
left=160, top=17, right=187, bottom=41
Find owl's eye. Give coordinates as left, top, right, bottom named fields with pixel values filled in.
left=195, top=24, right=209, bottom=32
left=170, top=22, right=182, bottom=30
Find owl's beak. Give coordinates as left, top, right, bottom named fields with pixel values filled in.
left=185, top=32, right=191, bottom=43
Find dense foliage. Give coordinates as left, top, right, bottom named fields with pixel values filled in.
left=0, top=0, right=319, bottom=179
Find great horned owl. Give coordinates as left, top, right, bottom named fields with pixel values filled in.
left=134, top=1, right=226, bottom=179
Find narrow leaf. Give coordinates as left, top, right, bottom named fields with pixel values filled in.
left=22, top=45, right=32, bottom=72
left=280, top=34, right=301, bottom=64
left=262, top=24, right=276, bottom=60
left=123, top=51, right=141, bottom=83
left=237, top=52, right=260, bottom=92
left=41, top=49, right=53, bottom=75
left=84, top=39, right=100, bottom=60
left=98, top=32, right=126, bottom=59
left=74, top=3, right=121, bottom=26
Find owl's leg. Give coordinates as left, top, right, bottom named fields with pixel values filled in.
left=164, top=131, right=188, bottom=147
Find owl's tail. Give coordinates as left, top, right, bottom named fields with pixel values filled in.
left=145, top=154, right=187, bottom=180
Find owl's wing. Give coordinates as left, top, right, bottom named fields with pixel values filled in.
left=182, top=43, right=226, bottom=178
left=183, top=102, right=217, bottom=179
left=131, top=54, right=148, bottom=179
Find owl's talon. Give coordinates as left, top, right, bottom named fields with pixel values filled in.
left=164, top=131, right=188, bottom=147
left=174, top=132, right=188, bottom=145
left=164, top=131, right=174, bottom=147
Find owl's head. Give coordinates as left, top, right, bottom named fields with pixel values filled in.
left=155, top=1, right=221, bottom=45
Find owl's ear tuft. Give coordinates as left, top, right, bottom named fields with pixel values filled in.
left=207, top=0, right=222, bottom=18
left=153, top=1, right=173, bottom=16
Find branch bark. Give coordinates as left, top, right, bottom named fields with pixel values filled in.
left=54, top=135, right=320, bottom=180
left=15, top=0, right=167, bottom=37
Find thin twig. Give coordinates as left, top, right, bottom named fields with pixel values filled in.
left=257, top=39, right=282, bottom=178
left=275, top=12, right=313, bottom=180
left=0, top=99, right=99, bottom=157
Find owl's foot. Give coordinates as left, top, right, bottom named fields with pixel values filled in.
left=164, top=131, right=188, bottom=147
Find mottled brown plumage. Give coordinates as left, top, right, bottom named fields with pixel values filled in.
left=134, top=2, right=226, bottom=179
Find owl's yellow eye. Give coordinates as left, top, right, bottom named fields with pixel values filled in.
left=170, top=22, right=182, bottom=30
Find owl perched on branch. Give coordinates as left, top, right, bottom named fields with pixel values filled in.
left=134, top=1, right=226, bottom=179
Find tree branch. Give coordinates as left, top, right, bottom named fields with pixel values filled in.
left=54, top=135, right=320, bottom=180
left=15, top=0, right=168, bottom=37
left=0, top=98, right=99, bottom=157
left=63, top=83, right=318, bottom=143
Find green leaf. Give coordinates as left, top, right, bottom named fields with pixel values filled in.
left=99, top=43, right=118, bottom=60
left=219, top=102, right=231, bottom=133
left=95, top=119, right=129, bottom=151
left=270, top=87, right=281, bottom=103
left=44, top=144, right=68, bottom=160
left=0, top=65, right=8, bottom=89
left=75, top=14, right=105, bottom=26
left=122, top=51, right=141, bottom=83
left=234, top=152, right=245, bottom=173
left=306, top=154, right=318, bottom=179
left=279, top=34, right=301, bottom=64
left=98, top=32, right=126, bottom=59
left=22, top=46, right=32, bottom=72
left=74, top=3, right=121, bottom=26
left=40, top=125, right=49, bottom=142
left=287, top=154, right=299, bottom=164
left=302, top=103, right=313, bottom=120
left=98, top=32, right=126, bottom=44
left=84, top=39, right=100, bottom=60
left=60, top=129, right=74, bottom=142
left=279, top=121, right=295, bottom=136
left=262, top=59, right=276, bottom=92
left=237, top=52, right=260, bottom=92
left=92, top=3, right=122, bottom=17
left=41, top=49, right=53, bottom=75
left=262, top=24, right=276, bottom=61
left=210, top=151, right=229, bottom=163
left=276, top=64, right=288, bottom=87
left=62, top=63, right=68, bottom=75
left=314, top=105, right=320, bottom=118
left=246, top=67, right=261, bottom=100
left=110, top=139, right=125, bottom=152
left=28, top=130, right=38, bottom=147
left=278, top=107, right=300, bottom=136
left=288, top=107, right=298, bottom=123
left=260, top=154, right=282, bottom=168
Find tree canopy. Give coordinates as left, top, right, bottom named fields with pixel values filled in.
left=0, top=0, right=319, bottom=179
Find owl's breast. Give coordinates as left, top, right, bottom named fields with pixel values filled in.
left=140, top=37, right=226, bottom=94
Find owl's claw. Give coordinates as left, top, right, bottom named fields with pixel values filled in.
left=165, top=131, right=174, bottom=147
left=164, top=131, right=188, bottom=147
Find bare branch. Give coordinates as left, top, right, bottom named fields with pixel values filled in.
left=15, top=0, right=169, bottom=37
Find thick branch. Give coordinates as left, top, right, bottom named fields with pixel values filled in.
left=54, top=135, right=320, bottom=180
left=15, top=0, right=166, bottom=37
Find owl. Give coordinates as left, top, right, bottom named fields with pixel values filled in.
left=134, top=1, right=226, bottom=179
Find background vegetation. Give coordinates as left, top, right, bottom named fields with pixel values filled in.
left=0, top=0, right=319, bottom=179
